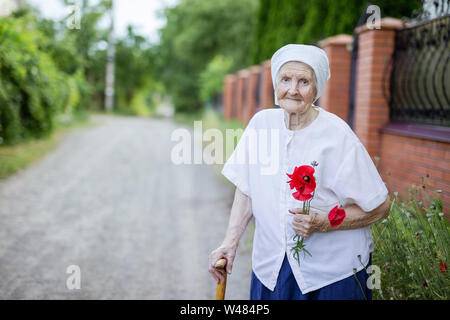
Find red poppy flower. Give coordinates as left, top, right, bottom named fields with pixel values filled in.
left=440, top=262, right=447, bottom=273
left=286, top=166, right=316, bottom=201
left=328, top=205, right=346, bottom=227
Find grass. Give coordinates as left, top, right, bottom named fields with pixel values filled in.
left=0, top=111, right=93, bottom=180
left=371, top=178, right=449, bottom=300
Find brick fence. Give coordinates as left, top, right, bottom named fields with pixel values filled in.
left=221, top=17, right=450, bottom=216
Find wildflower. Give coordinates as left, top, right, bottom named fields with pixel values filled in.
left=328, top=205, right=346, bottom=228
left=286, top=164, right=318, bottom=265
left=422, top=280, right=429, bottom=287
left=440, top=262, right=447, bottom=273
left=286, top=166, right=316, bottom=201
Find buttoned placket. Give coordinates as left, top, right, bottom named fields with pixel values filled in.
left=276, top=130, right=294, bottom=278
left=271, top=130, right=295, bottom=289
left=283, top=131, right=294, bottom=248
left=282, top=130, right=310, bottom=293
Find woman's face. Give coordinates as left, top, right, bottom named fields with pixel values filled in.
left=276, top=61, right=317, bottom=114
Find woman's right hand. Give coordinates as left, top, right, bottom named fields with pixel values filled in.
left=208, top=245, right=236, bottom=284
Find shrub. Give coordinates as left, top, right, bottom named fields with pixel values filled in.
left=0, top=14, right=87, bottom=145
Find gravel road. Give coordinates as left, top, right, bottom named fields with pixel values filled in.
left=0, top=114, right=253, bottom=299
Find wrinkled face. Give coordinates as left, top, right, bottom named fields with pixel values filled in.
left=276, top=61, right=317, bottom=113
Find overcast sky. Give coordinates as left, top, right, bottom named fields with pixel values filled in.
left=28, top=0, right=178, bottom=43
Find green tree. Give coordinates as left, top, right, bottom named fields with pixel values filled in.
left=62, top=0, right=110, bottom=73
left=61, top=0, right=111, bottom=110
left=114, top=26, right=157, bottom=114
left=156, top=0, right=258, bottom=113
left=199, top=55, right=233, bottom=103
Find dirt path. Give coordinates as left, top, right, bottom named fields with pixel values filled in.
left=0, top=114, right=253, bottom=299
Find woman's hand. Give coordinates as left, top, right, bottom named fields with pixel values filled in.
left=289, top=209, right=328, bottom=238
left=208, top=188, right=252, bottom=284
left=208, top=245, right=237, bottom=284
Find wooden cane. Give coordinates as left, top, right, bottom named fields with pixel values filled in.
left=215, top=258, right=227, bottom=300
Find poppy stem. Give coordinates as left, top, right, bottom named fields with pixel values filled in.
left=353, top=268, right=368, bottom=300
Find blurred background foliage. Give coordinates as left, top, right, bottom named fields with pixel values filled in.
left=251, top=0, right=422, bottom=63
left=0, top=0, right=423, bottom=143
left=0, top=11, right=83, bottom=144
left=114, top=26, right=158, bottom=116
left=155, top=0, right=258, bottom=113
left=158, top=0, right=421, bottom=114
left=199, top=55, right=233, bottom=104
left=0, top=0, right=158, bottom=145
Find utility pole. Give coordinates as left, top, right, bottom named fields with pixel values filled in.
left=104, top=0, right=115, bottom=112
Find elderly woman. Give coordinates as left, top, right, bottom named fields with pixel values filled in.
left=208, top=44, right=390, bottom=300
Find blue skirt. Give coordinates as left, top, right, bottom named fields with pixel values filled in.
left=250, top=254, right=372, bottom=300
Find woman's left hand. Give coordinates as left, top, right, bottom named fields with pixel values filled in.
left=289, top=209, right=327, bottom=238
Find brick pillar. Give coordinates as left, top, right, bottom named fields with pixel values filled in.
left=243, top=66, right=261, bottom=124
left=354, top=17, right=403, bottom=157
left=259, top=60, right=274, bottom=109
left=318, top=34, right=353, bottom=122
left=236, top=69, right=249, bottom=122
left=223, top=74, right=236, bottom=120
left=231, top=76, right=239, bottom=119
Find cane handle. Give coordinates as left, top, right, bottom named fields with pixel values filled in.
left=215, top=258, right=227, bottom=300
left=215, top=258, right=227, bottom=269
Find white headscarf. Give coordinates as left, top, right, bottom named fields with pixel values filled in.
left=271, top=44, right=330, bottom=105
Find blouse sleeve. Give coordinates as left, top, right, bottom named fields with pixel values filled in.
left=220, top=115, right=257, bottom=198
left=330, top=142, right=388, bottom=212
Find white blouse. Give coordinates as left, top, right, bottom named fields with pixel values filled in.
left=221, top=106, right=388, bottom=294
